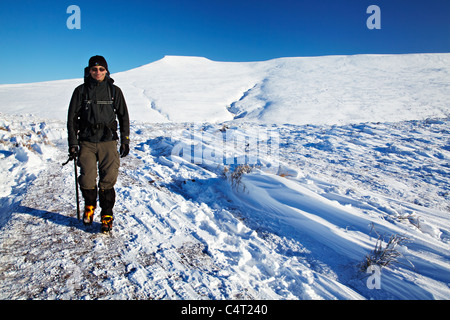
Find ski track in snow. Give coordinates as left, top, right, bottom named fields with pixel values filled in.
left=0, top=113, right=449, bottom=300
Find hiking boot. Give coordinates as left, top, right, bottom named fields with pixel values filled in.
left=83, top=205, right=95, bottom=225
left=81, top=188, right=97, bottom=225
left=101, top=215, right=113, bottom=233
left=99, top=188, right=115, bottom=233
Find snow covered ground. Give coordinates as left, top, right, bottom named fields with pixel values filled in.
left=0, top=54, right=449, bottom=300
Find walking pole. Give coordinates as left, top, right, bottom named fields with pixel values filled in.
left=62, top=153, right=80, bottom=220
left=73, top=154, right=80, bottom=220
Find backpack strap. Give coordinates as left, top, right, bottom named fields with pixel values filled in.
left=105, top=82, right=116, bottom=112
left=80, top=81, right=115, bottom=112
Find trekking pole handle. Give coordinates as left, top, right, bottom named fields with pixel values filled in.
left=62, top=154, right=76, bottom=166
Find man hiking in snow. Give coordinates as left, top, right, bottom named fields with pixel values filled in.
left=67, top=55, right=130, bottom=233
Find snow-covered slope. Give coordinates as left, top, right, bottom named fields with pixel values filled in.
left=0, top=53, right=449, bottom=300
left=0, top=53, right=449, bottom=124
left=0, top=113, right=449, bottom=300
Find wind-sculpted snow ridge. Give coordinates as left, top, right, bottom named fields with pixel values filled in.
left=0, top=113, right=449, bottom=300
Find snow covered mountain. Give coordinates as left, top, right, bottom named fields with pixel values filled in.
left=0, top=53, right=449, bottom=124
left=0, top=54, right=449, bottom=301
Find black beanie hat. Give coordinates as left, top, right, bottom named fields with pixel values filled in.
left=88, top=55, right=108, bottom=72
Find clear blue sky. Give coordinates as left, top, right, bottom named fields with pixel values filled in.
left=0, top=0, right=449, bottom=84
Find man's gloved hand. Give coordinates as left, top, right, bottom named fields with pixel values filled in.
left=69, top=145, right=78, bottom=159
left=119, top=143, right=129, bottom=158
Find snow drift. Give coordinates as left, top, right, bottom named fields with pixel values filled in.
left=0, top=53, right=449, bottom=300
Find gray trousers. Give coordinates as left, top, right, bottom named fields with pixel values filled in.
left=78, top=141, right=120, bottom=190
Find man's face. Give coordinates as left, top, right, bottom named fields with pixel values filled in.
left=90, top=66, right=107, bottom=82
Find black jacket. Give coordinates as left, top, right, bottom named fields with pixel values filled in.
left=67, top=75, right=130, bottom=147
